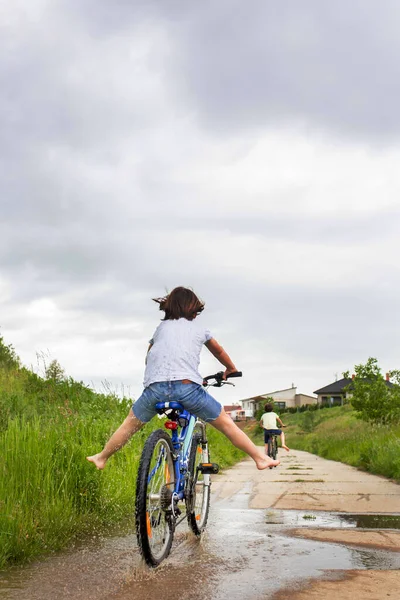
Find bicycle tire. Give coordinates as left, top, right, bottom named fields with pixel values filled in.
left=273, top=436, right=278, bottom=460
left=267, top=437, right=273, bottom=458
left=135, top=429, right=175, bottom=567
left=267, top=436, right=278, bottom=462
left=271, top=436, right=278, bottom=460
left=186, top=432, right=211, bottom=536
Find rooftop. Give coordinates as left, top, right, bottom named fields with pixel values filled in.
left=314, top=377, right=353, bottom=395
left=314, top=377, right=394, bottom=395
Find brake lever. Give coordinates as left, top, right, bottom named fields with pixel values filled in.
left=203, top=377, right=235, bottom=388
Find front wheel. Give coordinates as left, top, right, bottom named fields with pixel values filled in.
left=186, top=432, right=211, bottom=536
left=135, top=430, right=175, bottom=567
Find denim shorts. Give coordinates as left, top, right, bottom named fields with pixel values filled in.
left=264, top=429, right=282, bottom=443
left=132, top=381, right=222, bottom=423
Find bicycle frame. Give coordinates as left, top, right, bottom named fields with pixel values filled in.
left=155, top=401, right=207, bottom=504
left=155, top=371, right=242, bottom=501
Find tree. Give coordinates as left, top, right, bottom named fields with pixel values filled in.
left=45, top=359, right=66, bottom=384
left=255, top=397, right=274, bottom=421
left=344, top=357, right=400, bottom=423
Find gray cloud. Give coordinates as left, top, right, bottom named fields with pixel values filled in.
left=168, top=1, right=400, bottom=140
left=65, top=0, right=400, bottom=141
left=1, top=0, right=400, bottom=400
left=2, top=206, right=398, bottom=309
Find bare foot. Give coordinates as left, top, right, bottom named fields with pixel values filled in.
left=282, top=445, right=290, bottom=452
left=255, top=455, right=280, bottom=470
left=86, top=454, right=107, bottom=470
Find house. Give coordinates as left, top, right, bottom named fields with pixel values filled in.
left=241, top=385, right=317, bottom=416
left=223, top=404, right=247, bottom=421
left=314, top=374, right=394, bottom=406
left=223, top=405, right=241, bottom=413
left=242, top=396, right=264, bottom=415
left=313, top=377, right=352, bottom=406
left=224, top=404, right=247, bottom=421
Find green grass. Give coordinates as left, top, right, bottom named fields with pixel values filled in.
left=0, top=340, right=245, bottom=569
left=0, top=405, right=244, bottom=569
left=0, top=407, right=138, bottom=567
left=207, top=426, right=245, bottom=469
left=249, top=405, right=400, bottom=482
left=293, top=479, right=325, bottom=483
left=286, top=466, right=313, bottom=470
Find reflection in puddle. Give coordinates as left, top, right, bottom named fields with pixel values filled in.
left=265, top=510, right=400, bottom=529
left=340, top=513, right=400, bottom=529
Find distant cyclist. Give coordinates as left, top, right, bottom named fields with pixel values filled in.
left=260, top=403, right=289, bottom=453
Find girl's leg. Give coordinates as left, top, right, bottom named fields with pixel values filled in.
left=87, top=409, right=144, bottom=470
left=280, top=431, right=290, bottom=452
left=210, top=410, right=279, bottom=470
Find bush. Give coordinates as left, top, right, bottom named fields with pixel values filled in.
left=0, top=335, right=20, bottom=369
left=344, top=358, right=400, bottom=423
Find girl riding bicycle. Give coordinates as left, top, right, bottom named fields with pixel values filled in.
left=87, top=286, right=279, bottom=470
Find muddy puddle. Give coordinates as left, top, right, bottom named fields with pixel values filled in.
left=203, top=505, right=400, bottom=600
left=2, top=502, right=400, bottom=600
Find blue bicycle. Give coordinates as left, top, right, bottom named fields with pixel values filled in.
left=135, top=371, right=242, bottom=567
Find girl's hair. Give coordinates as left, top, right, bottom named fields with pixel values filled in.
left=264, top=403, right=273, bottom=412
left=153, top=287, right=205, bottom=321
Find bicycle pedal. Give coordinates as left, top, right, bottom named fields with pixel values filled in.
left=198, top=463, right=219, bottom=474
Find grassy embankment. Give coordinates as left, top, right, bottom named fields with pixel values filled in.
left=249, top=404, right=400, bottom=481
left=0, top=339, right=244, bottom=569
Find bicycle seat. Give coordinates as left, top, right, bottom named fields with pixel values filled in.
left=155, top=401, right=185, bottom=414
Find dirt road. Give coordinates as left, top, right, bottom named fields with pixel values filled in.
left=214, top=449, right=400, bottom=599
left=1, top=449, right=400, bottom=600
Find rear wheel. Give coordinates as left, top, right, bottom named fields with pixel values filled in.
left=267, top=437, right=272, bottom=458
left=271, top=436, right=278, bottom=460
left=267, top=436, right=278, bottom=461
left=186, top=432, right=211, bottom=535
left=135, top=430, right=175, bottom=567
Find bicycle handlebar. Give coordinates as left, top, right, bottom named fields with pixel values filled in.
left=203, top=371, right=242, bottom=387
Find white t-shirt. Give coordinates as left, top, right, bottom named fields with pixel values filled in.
left=261, top=412, right=279, bottom=430
left=143, top=318, right=213, bottom=387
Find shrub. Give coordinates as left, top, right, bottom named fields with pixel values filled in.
left=344, top=358, right=400, bottom=423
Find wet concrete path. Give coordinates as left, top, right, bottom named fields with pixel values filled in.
left=1, top=450, right=400, bottom=600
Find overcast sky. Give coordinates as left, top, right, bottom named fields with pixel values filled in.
left=1, top=0, right=400, bottom=403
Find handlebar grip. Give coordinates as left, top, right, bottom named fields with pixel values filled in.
left=202, top=371, right=243, bottom=387
left=226, top=371, right=242, bottom=379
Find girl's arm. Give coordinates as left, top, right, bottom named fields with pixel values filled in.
left=205, top=338, right=237, bottom=379
left=277, top=417, right=285, bottom=427
left=145, top=342, right=153, bottom=365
